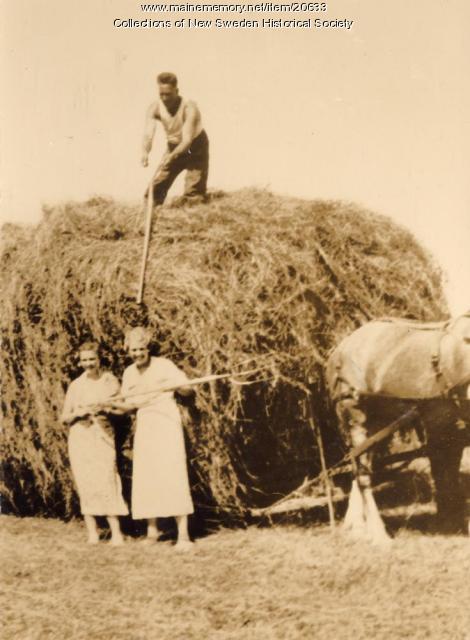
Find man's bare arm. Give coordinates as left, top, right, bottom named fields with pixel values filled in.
left=141, top=102, right=158, bottom=167
left=164, top=101, right=201, bottom=166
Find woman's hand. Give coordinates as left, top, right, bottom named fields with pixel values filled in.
left=176, top=384, right=194, bottom=397
left=102, top=400, right=138, bottom=415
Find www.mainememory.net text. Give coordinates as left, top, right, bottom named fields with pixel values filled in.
left=140, top=2, right=327, bottom=12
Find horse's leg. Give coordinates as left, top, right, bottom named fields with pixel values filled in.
left=354, top=445, right=391, bottom=546
left=343, top=398, right=391, bottom=546
left=428, top=440, right=466, bottom=534
left=336, top=399, right=366, bottom=537
left=339, top=398, right=380, bottom=541
left=343, top=475, right=366, bottom=535
left=362, top=472, right=392, bottom=547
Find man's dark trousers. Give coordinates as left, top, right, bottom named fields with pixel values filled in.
left=151, top=130, right=209, bottom=205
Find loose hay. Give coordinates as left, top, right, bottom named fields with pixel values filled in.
left=1, top=517, right=469, bottom=640
left=0, top=189, right=448, bottom=518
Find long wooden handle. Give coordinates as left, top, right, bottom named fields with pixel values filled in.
left=80, top=367, right=266, bottom=414
left=305, top=392, right=336, bottom=531
left=350, top=406, right=418, bottom=458
left=121, top=367, right=264, bottom=399
left=137, top=181, right=155, bottom=304
left=315, top=419, right=336, bottom=530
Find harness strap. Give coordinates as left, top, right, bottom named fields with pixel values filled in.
left=430, top=331, right=447, bottom=395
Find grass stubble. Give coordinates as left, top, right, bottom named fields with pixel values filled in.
left=1, top=516, right=469, bottom=640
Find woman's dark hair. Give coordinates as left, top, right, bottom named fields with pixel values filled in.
left=78, top=340, right=100, bottom=355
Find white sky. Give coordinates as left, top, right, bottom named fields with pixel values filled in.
left=1, top=0, right=469, bottom=313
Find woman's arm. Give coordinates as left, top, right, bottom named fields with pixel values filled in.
left=61, top=387, right=93, bottom=426
left=96, top=399, right=138, bottom=415
left=160, top=359, right=194, bottom=396
left=96, top=373, right=138, bottom=415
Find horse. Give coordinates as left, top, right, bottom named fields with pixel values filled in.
left=325, top=312, right=470, bottom=545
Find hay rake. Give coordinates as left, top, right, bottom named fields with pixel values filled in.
left=80, top=364, right=272, bottom=414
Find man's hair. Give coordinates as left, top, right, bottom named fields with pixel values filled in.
left=157, top=72, right=178, bottom=87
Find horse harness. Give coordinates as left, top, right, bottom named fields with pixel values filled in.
left=430, top=320, right=470, bottom=414
left=331, top=317, right=470, bottom=429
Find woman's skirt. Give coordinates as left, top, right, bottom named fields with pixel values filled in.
left=68, top=419, right=128, bottom=516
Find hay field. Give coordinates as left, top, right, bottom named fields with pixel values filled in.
left=1, top=516, right=469, bottom=640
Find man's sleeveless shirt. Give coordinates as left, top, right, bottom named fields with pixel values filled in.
left=158, top=98, right=203, bottom=145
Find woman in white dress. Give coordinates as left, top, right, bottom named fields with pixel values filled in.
left=61, top=341, right=128, bottom=545
left=120, top=327, right=194, bottom=550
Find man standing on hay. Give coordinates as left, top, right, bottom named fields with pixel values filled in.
left=141, top=72, right=209, bottom=206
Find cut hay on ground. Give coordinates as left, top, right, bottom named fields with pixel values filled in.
left=2, top=516, right=469, bottom=640
left=1, top=189, right=447, bottom=518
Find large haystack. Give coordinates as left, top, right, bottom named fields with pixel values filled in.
left=1, top=189, right=448, bottom=518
